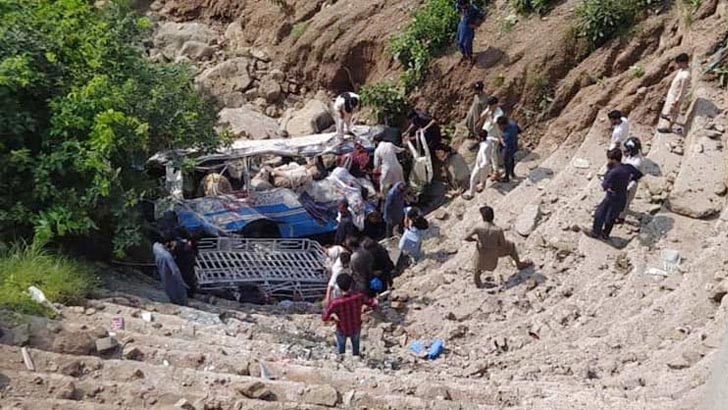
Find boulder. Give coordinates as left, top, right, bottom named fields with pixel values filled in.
left=196, top=58, right=253, bottom=105
left=154, top=22, right=216, bottom=59
left=237, top=381, right=275, bottom=400
left=179, top=41, right=215, bottom=61
left=56, top=381, right=81, bottom=400
left=218, top=106, right=279, bottom=140
left=515, top=204, right=541, bottom=236
left=302, top=384, right=340, bottom=407
left=280, top=99, right=334, bottom=136
left=51, top=331, right=95, bottom=355
left=224, top=20, right=247, bottom=54
left=259, top=75, right=282, bottom=103
left=95, top=336, right=119, bottom=353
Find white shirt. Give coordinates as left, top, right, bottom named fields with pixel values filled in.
left=623, top=154, right=643, bottom=172
left=667, top=69, right=691, bottom=105
left=334, top=92, right=360, bottom=114
left=481, top=106, right=504, bottom=139
left=610, top=117, right=629, bottom=150
left=373, top=141, right=404, bottom=171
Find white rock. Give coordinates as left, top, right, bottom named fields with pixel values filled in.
left=218, top=106, right=279, bottom=140
left=179, top=41, right=215, bottom=61
left=515, top=204, right=541, bottom=237
left=154, top=22, right=216, bottom=59
left=572, top=158, right=590, bottom=169
left=196, top=58, right=253, bottom=104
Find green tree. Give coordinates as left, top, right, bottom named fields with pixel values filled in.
left=0, top=0, right=220, bottom=256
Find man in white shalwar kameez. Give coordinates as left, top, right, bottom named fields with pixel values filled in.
left=477, top=96, right=504, bottom=179
left=658, top=53, right=691, bottom=133
left=333, top=92, right=360, bottom=136
left=463, top=129, right=493, bottom=200
left=373, top=139, right=405, bottom=197
left=607, top=110, right=630, bottom=151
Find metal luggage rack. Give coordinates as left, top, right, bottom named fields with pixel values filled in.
left=195, top=237, right=329, bottom=301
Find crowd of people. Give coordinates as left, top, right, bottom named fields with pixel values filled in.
left=150, top=45, right=692, bottom=358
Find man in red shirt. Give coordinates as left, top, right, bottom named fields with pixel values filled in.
left=321, top=273, right=378, bottom=356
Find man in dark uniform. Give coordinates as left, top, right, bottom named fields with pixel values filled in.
left=586, top=148, right=643, bottom=240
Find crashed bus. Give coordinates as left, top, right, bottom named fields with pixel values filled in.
left=147, top=126, right=433, bottom=301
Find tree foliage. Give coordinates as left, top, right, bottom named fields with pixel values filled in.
left=360, top=81, right=409, bottom=126
left=0, top=0, right=220, bottom=256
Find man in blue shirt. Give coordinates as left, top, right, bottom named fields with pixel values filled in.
left=496, top=115, right=521, bottom=182
left=153, top=233, right=189, bottom=306
left=456, top=0, right=483, bottom=63
left=586, top=149, right=643, bottom=240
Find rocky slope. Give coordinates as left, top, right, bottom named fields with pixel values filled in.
left=2, top=0, right=728, bottom=409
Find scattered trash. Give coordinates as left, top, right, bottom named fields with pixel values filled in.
left=21, top=347, right=35, bottom=371
left=141, top=312, right=153, bottom=322
left=646, top=267, right=669, bottom=277
left=259, top=361, right=275, bottom=380
left=28, top=286, right=61, bottom=316
left=163, top=359, right=170, bottom=366
left=572, top=158, right=590, bottom=169
left=662, top=249, right=681, bottom=273
left=409, top=339, right=445, bottom=360
left=112, top=317, right=125, bottom=331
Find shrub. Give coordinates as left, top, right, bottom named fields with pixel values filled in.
left=511, top=0, right=553, bottom=15
left=360, top=81, right=410, bottom=125
left=391, top=0, right=487, bottom=89
left=291, top=22, right=308, bottom=39
left=0, top=0, right=220, bottom=256
left=0, top=243, right=98, bottom=317
left=575, top=0, right=655, bottom=50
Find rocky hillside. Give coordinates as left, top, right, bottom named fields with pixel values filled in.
left=1, top=0, right=728, bottom=409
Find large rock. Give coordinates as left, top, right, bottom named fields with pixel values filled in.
left=668, top=137, right=725, bottom=219
left=280, top=99, right=334, bottom=136
left=51, top=331, right=95, bottom=355
left=515, top=204, right=541, bottom=236
left=196, top=58, right=253, bottom=105
left=259, top=75, right=282, bottom=103
left=218, top=106, right=279, bottom=140
left=154, top=22, right=216, bottom=59
left=302, top=384, right=339, bottom=407
left=224, top=20, right=247, bottom=54
left=179, top=41, right=215, bottom=61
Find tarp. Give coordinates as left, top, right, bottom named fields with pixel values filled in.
left=149, top=125, right=385, bottom=166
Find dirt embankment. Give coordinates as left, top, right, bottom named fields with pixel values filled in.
left=152, top=0, right=727, bottom=148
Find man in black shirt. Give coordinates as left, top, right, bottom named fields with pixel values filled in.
left=586, top=149, right=643, bottom=240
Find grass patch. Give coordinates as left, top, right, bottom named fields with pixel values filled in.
left=511, top=0, right=554, bottom=15
left=575, top=0, right=656, bottom=51
left=0, top=243, right=98, bottom=317
left=291, top=22, right=308, bottom=39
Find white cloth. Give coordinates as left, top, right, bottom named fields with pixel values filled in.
left=620, top=154, right=644, bottom=218
left=374, top=141, right=405, bottom=194
left=480, top=106, right=504, bottom=138
left=334, top=93, right=360, bottom=135
left=609, top=117, right=630, bottom=150
left=326, top=245, right=349, bottom=299
left=468, top=140, right=493, bottom=196
left=662, top=68, right=691, bottom=118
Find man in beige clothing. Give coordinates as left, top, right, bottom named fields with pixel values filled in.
left=463, top=206, right=533, bottom=288
left=658, top=53, right=691, bottom=133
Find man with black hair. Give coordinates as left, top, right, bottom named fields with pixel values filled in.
left=333, top=92, right=360, bottom=136
left=434, top=144, right=470, bottom=192
left=496, top=115, right=521, bottom=182
left=334, top=199, right=358, bottom=245
left=153, top=233, right=189, bottom=306
left=404, top=109, right=442, bottom=151
left=321, top=273, right=379, bottom=357
left=607, top=110, right=630, bottom=151
left=464, top=206, right=533, bottom=288
left=586, top=148, right=643, bottom=240
left=659, top=53, right=691, bottom=133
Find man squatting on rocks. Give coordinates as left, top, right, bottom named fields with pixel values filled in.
left=333, top=91, right=360, bottom=136
left=463, top=206, right=533, bottom=288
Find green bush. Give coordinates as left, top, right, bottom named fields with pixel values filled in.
left=291, top=22, right=308, bottom=39
left=391, top=0, right=487, bottom=89
left=575, top=0, right=654, bottom=50
left=360, top=81, right=410, bottom=126
left=0, top=243, right=98, bottom=316
left=511, top=0, right=553, bottom=15
left=0, top=0, right=220, bottom=256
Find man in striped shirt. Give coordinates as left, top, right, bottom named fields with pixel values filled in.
left=321, top=273, right=378, bottom=357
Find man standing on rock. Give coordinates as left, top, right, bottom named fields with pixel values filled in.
left=464, top=206, right=533, bottom=288
left=476, top=96, right=505, bottom=179
left=607, top=110, right=630, bottom=151
left=617, top=137, right=644, bottom=223
left=463, top=129, right=492, bottom=200
left=373, top=135, right=406, bottom=197
left=586, top=148, right=643, bottom=240
left=153, top=233, right=189, bottom=306
left=322, top=273, right=378, bottom=357
left=497, top=115, right=521, bottom=183
left=658, top=53, right=691, bottom=134
left=465, top=81, right=488, bottom=138
left=333, top=92, right=360, bottom=136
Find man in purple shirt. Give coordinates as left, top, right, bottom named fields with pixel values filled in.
left=586, top=149, right=643, bottom=240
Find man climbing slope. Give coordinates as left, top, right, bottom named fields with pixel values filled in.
left=463, top=206, right=533, bottom=288
left=658, top=53, right=691, bottom=134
